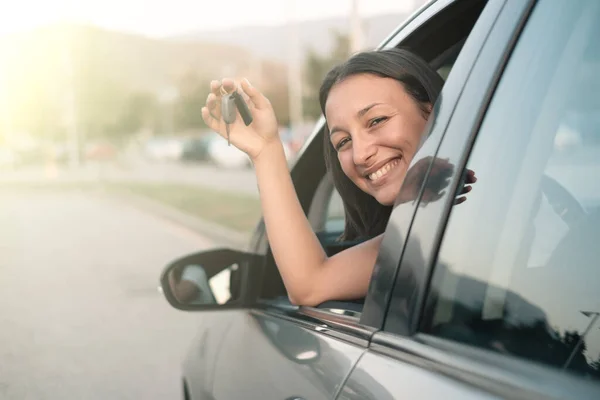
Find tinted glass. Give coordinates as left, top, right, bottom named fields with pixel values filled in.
left=421, top=0, right=600, bottom=380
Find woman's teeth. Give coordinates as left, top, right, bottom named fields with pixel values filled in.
left=368, top=159, right=399, bottom=182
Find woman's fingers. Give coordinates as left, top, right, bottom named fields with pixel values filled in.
left=210, top=80, right=222, bottom=96
left=458, top=184, right=472, bottom=196
left=454, top=196, right=468, bottom=205
left=240, top=78, right=270, bottom=110
left=208, top=80, right=223, bottom=119
left=465, top=169, right=477, bottom=184
left=240, top=90, right=255, bottom=110
left=206, top=93, right=221, bottom=120
left=221, top=78, right=237, bottom=94
left=201, top=107, right=221, bottom=134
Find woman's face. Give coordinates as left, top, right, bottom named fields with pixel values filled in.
left=325, top=73, right=430, bottom=206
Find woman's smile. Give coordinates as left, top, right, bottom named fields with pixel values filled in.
left=365, top=158, right=401, bottom=183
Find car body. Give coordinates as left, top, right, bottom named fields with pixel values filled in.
left=160, top=0, right=600, bottom=399
left=208, top=130, right=295, bottom=169
left=180, top=133, right=218, bottom=163
left=206, top=137, right=251, bottom=169
left=143, top=136, right=185, bottom=162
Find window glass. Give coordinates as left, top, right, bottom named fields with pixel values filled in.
left=324, top=188, right=345, bottom=233
left=421, top=0, right=600, bottom=380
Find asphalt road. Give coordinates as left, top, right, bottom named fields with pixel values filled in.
left=0, top=188, right=213, bottom=399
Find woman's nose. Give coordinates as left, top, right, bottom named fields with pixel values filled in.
left=352, top=134, right=377, bottom=166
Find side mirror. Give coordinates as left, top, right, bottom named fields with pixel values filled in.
left=160, top=248, right=262, bottom=311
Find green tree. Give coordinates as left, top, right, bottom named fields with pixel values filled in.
left=111, top=91, right=159, bottom=139
left=302, top=30, right=351, bottom=120
left=172, top=70, right=211, bottom=132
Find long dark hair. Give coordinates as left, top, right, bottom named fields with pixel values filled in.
left=319, top=48, right=444, bottom=242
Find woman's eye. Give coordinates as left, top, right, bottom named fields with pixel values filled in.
left=335, top=137, right=351, bottom=151
left=369, top=117, right=388, bottom=127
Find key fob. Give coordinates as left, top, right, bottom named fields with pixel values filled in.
left=221, top=94, right=237, bottom=124
left=231, top=91, right=253, bottom=126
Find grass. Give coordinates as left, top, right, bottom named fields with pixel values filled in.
left=108, top=182, right=262, bottom=233
left=1, top=181, right=262, bottom=234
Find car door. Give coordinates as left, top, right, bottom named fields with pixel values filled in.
left=197, top=1, right=493, bottom=399
left=339, top=0, right=600, bottom=398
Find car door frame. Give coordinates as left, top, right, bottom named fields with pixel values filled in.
left=372, top=0, right=600, bottom=398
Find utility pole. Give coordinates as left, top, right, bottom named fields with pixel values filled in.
left=349, top=0, right=364, bottom=53
left=251, top=55, right=263, bottom=89
left=62, top=33, right=80, bottom=169
left=0, top=53, right=9, bottom=141
left=286, top=0, right=303, bottom=136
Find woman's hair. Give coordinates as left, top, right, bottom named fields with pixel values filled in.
left=319, top=48, right=445, bottom=242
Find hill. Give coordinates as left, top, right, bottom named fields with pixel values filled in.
left=175, top=13, right=411, bottom=63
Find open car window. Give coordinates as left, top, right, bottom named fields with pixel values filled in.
left=259, top=0, right=489, bottom=317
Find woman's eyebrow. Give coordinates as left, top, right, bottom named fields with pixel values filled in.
left=329, top=103, right=384, bottom=135
left=357, top=102, right=382, bottom=118
left=329, top=125, right=345, bottom=136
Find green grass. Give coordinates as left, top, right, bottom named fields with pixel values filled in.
left=108, top=182, right=262, bottom=233
left=1, top=181, right=262, bottom=234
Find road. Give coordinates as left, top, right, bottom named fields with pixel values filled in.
left=0, top=188, right=214, bottom=399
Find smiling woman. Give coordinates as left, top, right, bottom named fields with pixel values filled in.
left=201, top=48, right=475, bottom=307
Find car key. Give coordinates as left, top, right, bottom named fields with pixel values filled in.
left=220, top=88, right=253, bottom=146
left=231, top=90, right=253, bottom=126
left=221, top=93, right=237, bottom=146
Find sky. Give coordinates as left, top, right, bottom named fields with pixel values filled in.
left=0, top=0, right=422, bottom=38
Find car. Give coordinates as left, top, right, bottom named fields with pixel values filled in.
left=159, top=0, right=600, bottom=398
left=208, top=131, right=295, bottom=169
left=179, top=133, right=217, bottom=163
left=143, top=137, right=185, bottom=162
left=206, top=136, right=252, bottom=169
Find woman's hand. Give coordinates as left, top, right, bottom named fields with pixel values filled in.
left=454, top=168, right=477, bottom=205
left=397, top=156, right=476, bottom=205
left=201, top=78, right=281, bottom=162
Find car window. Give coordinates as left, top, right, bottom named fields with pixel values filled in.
left=324, top=188, right=345, bottom=233
left=420, top=0, right=600, bottom=381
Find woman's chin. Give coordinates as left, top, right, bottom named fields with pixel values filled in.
left=373, top=187, right=400, bottom=206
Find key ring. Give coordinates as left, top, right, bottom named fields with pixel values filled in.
left=220, top=85, right=228, bottom=96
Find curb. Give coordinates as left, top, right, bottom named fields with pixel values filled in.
left=99, top=189, right=252, bottom=250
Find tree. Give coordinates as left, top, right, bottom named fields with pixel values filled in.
left=112, top=92, right=159, bottom=139
left=302, top=30, right=351, bottom=121
left=261, top=61, right=290, bottom=126
left=172, top=69, right=211, bottom=133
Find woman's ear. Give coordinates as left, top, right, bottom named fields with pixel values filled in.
left=425, top=102, right=433, bottom=116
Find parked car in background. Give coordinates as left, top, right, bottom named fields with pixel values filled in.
left=143, top=137, right=185, bottom=162
left=206, top=136, right=251, bottom=169
left=207, top=132, right=295, bottom=169
left=180, top=133, right=218, bottom=163
left=159, top=0, right=600, bottom=398
left=84, top=141, right=118, bottom=162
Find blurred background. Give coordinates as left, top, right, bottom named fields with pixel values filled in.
left=0, top=1, right=426, bottom=399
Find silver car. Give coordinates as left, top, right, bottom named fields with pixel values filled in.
left=160, top=0, right=600, bottom=398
